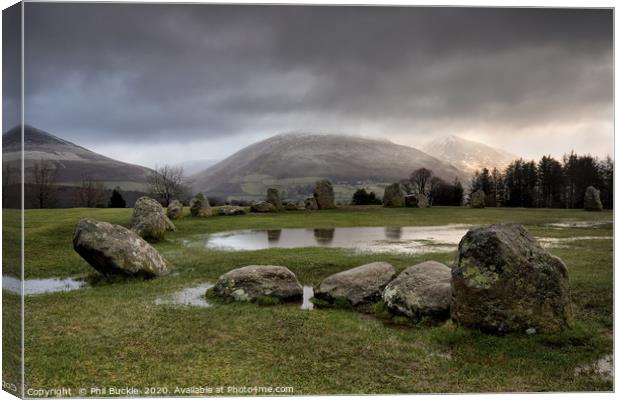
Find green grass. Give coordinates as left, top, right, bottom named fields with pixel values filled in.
left=1, top=206, right=613, bottom=393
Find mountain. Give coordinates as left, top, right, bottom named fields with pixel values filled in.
left=2, top=125, right=153, bottom=190
left=173, top=159, right=220, bottom=176
left=191, top=133, right=466, bottom=201
left=422, top=135, right=518, bottom=176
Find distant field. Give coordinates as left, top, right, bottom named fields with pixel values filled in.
left=2, top=206, right=613, bottom=394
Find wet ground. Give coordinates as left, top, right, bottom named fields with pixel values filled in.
left=204, top=225, right=471, bottom=255
left=2, top=276, right=86, bottom=295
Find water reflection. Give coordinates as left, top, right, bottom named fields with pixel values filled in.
left=205, top=224, right=471, bottom=255
left=384, top=227, right=402, bottom=240
left=267, top=229, right=282, bottom=243
left=314, top=228, right=335, bottom=245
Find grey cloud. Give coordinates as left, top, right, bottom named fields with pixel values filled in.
left=10, top=3, right=613, bottom=159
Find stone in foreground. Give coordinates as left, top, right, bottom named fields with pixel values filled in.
left=250, top=200, right=276, bottom=213
left=213, top=265, right=303, bottom=302
left=584, top=186, right=603, bottom=211
left=382, top=261, right=451, bottom=321
left=266, top=188, right=284, bottom=210
left=131, top=196, right=173, bottom=241
left=313, top=179, right=336, bottom=209
left=416, top=193, right=429, bottom=208
left=73, top=219, right=170, bottom=277
left=383, top=183, right=405, bottom=207
left=166, top=199, right=183, bottom=220
left=451, top=223, right=573, bottom=333
left=189, top=193, right=212, bottom=217
left=314, top=262, right=396, bottom=307
left=218, top=205, right=246, bottom=216
left=470, top=189, right=485, bottom=208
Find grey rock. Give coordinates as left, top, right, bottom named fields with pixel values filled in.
left=313, top=179, right=336, bottom=209
left=314, top=262, right=397, bottom=307
left=382, top=261, right=451, bottom=321
left=250, top=200, right=276, bottom=213
left=451, top=223, right=573, bottom=333
left=584, top=186, right=603, bottom=211
left=266, top=188, right=283, bottom=210
left=130, top=196, right=173, bottom=241
left=470, top=189, right=485, bottom=208
left=218, top=205, right=247, bottom=216
left=213, top=265, right=303, bottom=302
left=73, top=218, right=170, bottom=277
left=304, top=197, right=318, bottom=210
left=284, top=201, right=304, bottom=211
left=383, top=183, right=405, bottom=207
left=189, top=193, right=212, bottom=217
left=416, top=193, right=429, bottom=208
left=166, top=199, right=183, bottom=220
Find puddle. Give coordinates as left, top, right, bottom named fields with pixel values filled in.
left=204, top=225, right=471, bottom=255
left=538, top=236, right=613, bottom=248
left=2, top=276, right=86, bottom=295
left=155, top=283, right=213, bottom=308
left=575, top=354, right=613, bottom=381
left=546, top=220, right=612, bottom=228
left=301, top=286, right=314, bottom=310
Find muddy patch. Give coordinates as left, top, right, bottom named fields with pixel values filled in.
left=2, top=276, right=87, bottom=295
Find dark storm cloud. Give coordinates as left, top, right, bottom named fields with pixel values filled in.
left=13, top=3, right=613, bottom=161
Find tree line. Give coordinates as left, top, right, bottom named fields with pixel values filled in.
left=469, top=152, right=613, bottom=209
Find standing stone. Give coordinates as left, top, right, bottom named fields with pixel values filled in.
left=314, top=262, right=397, bottom=307
left=166, top=199, right=183, bottom=220
left=130, top=196, right=173, bottom=241
left=313, top=179, right=336, bottom=209
left=266, top=188, right=283, bottom=210
left=382, top=261, right=451, bottom=321
left=189, top=193, right=212, bottom=217
left=212, top=265, right=303, bottom=302
left=250, top=200, right=276, bottom=213
left=218, top=205, right=247, bottom=216
left=451, top=223, right=573, bottom=333
left=416, top=193, right=429, bottom=208
left=383, top=183, right=405, bottom=207
left=584, top=186, right=603, bottom=211
left=470, top=189, right=485, bottom=208
left=304, top=197, right=318, bottom=210
left=73, top=219, right=170, bottom=277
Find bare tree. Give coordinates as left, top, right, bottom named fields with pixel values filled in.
left=409, top=168, right=433, bottom=196
left=77, top=175, right=106, bottom=207
left=146, top=165, right=186, bottom=206
left=31, top=159, right=57, bottom=208
left=3, top=163, right=16, bottom=204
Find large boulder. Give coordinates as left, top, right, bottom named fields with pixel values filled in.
left=166, top=199, right=183, bottom=220
left=218, top=205, right=247, bottom=216
left=250, top=200, right=276, bottom=213
left=383, top=183, right=405, bottom=207
left=73, top=219, right=170, bottom=277
left=584, top=186, right=603, bottom=211
left=314, top=262, right=396, bottom=307
left=266, top=188, right=283, bottom=210
left=313, top=179, right=336, bottom=209
left=416, top=193, right=429, bottom=208
left=382, top=261, right=451, bottom=321
left=189, top=193, right=212, bottom=217
left=304, top=197, right=318, bottom=210
left=451, top=223, right=573, bottom=334
left=470, top=189, right=485, bottom=208
left=130, top=196, right=173, bottom=241
left=212, top=265, right=303, bottom=302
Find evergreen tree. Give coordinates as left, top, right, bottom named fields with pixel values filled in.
left=108, top=187, right=126, bottom=208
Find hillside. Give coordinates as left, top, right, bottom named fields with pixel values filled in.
left=190, top=133, right=466, bottom=201
left=422, top=135, right=518, bottom=175
left=2, top=125, right=153, bottom=190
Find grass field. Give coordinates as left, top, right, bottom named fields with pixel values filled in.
left=2, top=206, right=614, bottom=394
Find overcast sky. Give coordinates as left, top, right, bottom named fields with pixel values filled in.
left=6, top=4, right=614, bottom=167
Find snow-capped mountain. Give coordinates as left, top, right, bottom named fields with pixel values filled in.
left=422, top=135, right=518, bottom=175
